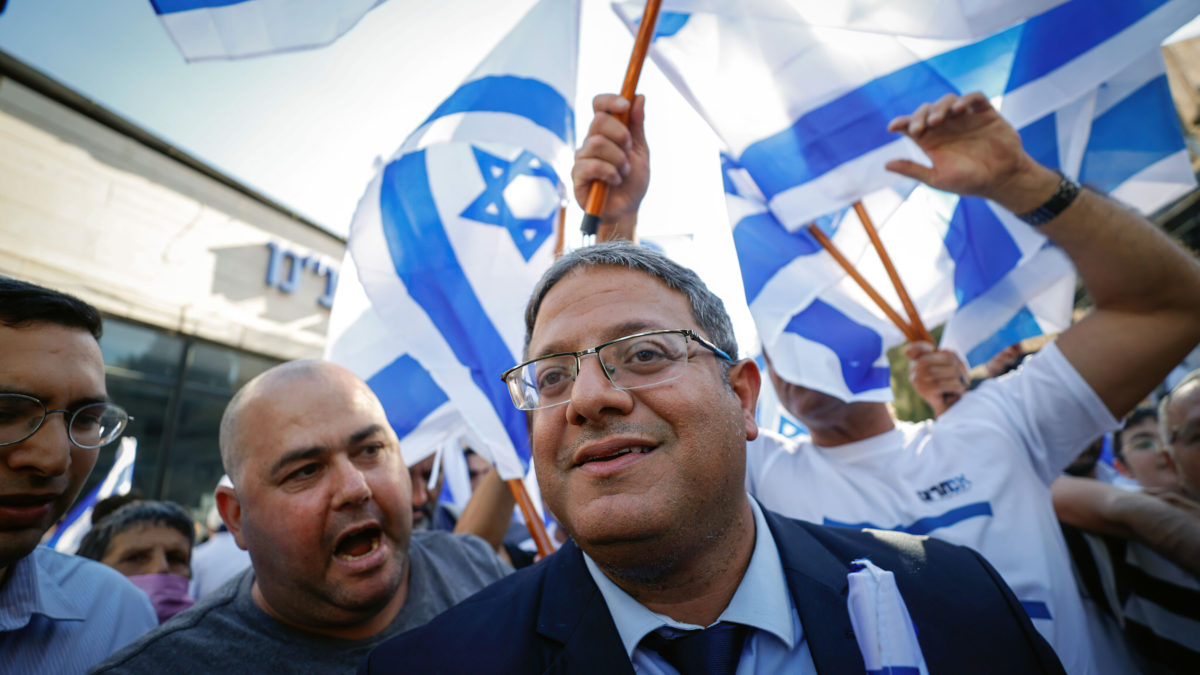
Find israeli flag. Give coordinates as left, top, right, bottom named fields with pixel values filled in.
left=47, top=437, right=137, bottom=554
left=620, top=0, right=1197, bottom=402
left=615, top=0, right=1198, bottom=228
left=342, top=0, right=578, bottom=481
left=150, top=0, right=387, bottom=62
left=847, top=558, right=930, bottom=675
left=325, top=253, right=470, bottom=469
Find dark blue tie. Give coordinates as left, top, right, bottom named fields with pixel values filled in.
left=640, top=622, right=751, bottom=675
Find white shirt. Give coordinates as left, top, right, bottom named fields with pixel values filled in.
left=582, top=498, right=816, bottom=674
left=746, top=342, right=1118, bottom=675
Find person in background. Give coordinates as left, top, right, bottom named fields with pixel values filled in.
left=0, top=276, right=156, bottom=674
left=90, top=490, right=143, bottom=526
left=91, top=360, right=510, bottom=674
left=1113, top=408, right=1179, bottom=492
left=189, top=475, right=251, bottom=599
left=914, top=352, right=1200, bottom=669
left=407, top=452, right=447, bottom=531
left=77, top=500, right=196, bottom=624
left=1161, top=369, right=1200, bottom=505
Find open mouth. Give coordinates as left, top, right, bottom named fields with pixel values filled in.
left=579, top=446, right=655, bottom=466
left=334, top=526, right=382, bottom=561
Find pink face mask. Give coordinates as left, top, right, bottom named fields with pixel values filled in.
left=128, top=573, right=195, bottom=624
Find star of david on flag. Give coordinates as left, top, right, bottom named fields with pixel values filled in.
left=460, top=148, right=561, bottom=262
left=329, top=0, right=579, bottom=481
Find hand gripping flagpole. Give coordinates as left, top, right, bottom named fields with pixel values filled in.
left=580, top=0, right=663, bottom=239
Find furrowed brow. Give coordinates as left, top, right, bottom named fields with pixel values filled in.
left=269, top=446, right=327, bottom=480
left=348, top=424, right=385, bottom=446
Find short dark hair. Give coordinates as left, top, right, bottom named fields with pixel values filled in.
left=523, top=241, right=738, bottom=359
left=91, top=491, right=145, bottom=526
left=1113, top=408, right=1159, bottom=462
left=0, top=276, right=103, bottom=340
left=77, top=500, right=195, bottom=562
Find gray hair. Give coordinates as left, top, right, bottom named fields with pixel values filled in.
left=524, top=241, right=738, bottom=360
left=1159, top=368, right=1200, bottom=458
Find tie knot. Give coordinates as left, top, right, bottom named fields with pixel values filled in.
left=640, top=622, right=751, bottom=675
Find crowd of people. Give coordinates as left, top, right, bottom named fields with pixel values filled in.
left=2, top=91, right=1199, bottom=674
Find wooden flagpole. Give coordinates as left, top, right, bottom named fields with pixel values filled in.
left=580, top=0, right=663, bottom=237
left=555, top=206, right=567, bottom=258
left=852, top=202, right=933, bottom=343
left=805, top=224, right=919, bottom=342
left=506, top=478, right=554, bottom=558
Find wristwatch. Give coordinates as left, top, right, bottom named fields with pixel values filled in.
left=1016, top=173, right=1081, bottom=226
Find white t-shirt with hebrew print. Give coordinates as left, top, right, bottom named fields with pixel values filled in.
left=746, top=341, right=1118, bottom=675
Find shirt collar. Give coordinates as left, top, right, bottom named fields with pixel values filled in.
left=0, top=547, right=88, bottom=631
left=582, top=496, right=797, bottom=661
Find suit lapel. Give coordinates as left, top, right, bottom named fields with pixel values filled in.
left=536, top=541, right=635, bottom=675
left=764, top=510, right=866, bottom=674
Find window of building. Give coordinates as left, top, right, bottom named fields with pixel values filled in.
left=84, top=316, right=280, bottom=525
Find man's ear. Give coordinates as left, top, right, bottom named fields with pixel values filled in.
left=215, top=485, right=248, bottom=551
left=727, top=359, right=761, bottom=442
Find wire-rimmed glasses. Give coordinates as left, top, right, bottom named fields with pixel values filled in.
left=0, top=393, right=131, bottom=449
left=501, top=329, right=732, bottom=411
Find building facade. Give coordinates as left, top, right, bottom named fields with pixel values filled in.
left=0, top=51, right=345, bottom=520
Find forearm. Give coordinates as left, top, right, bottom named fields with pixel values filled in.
left=452, top=468, right=516, bottom=552
left=1053, top=476, right=1200, bottom=577
left=596, top=212, right=638, bottom=243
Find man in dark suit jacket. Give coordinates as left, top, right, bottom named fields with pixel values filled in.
left=364, top=507, right=1061, bottom=674
left=365, top=93, right=1075, bottom=674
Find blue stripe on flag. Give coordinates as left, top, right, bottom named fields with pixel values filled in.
left=366, top=355, right=449, bottom=439
left=1021, top=601, right=1053, bottom=620
left=1006, top=0, right=1168, bottom=91
left=736, top=0, right=1170, bottom=200
left=378, top=150, right=531, bottom=467
left=1080, top=75, right=1184, bottom=194
left=824, top=501, right=994, bottom=535
left=654, top=12, right=690, bottom=39
left=783, top=300, right=891, bottom=395
left=965, top=306, right=1042, bottom=367
left=1019, top=112, right=1062, bottom=171
left=150, top=0, right=251, bottom=13
left=944, top=198, right=1021, bottom=307
left=421, top=75, right=574, bottom=144
left=732, top=213, right=821, bottom=303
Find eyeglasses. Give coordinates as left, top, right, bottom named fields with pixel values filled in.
left=0, top=393, right=131, bottom=449
left=501, top=329, right=732, bottom=411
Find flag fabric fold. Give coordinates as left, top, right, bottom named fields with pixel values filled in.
left=48, top=437, right=137, bottom=554
left=337, top=0, right=579, bottom=480
left=150, top=0, right=388, bottom=62
left=847, top=558, right=930, bottom=675
left=624, top=0, right=1197, bottom=401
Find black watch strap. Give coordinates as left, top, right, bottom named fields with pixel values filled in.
left=1016, top=174, right=1081, bottom=226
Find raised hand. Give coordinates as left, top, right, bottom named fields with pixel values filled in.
left=571, top=94, right=650, bottom=238
left=884, top=92, right=1057, bottom=213
left=905, top=341, right=970, bottom=416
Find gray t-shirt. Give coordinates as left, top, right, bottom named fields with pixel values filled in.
left=89, top=531, right=510, bottom=674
